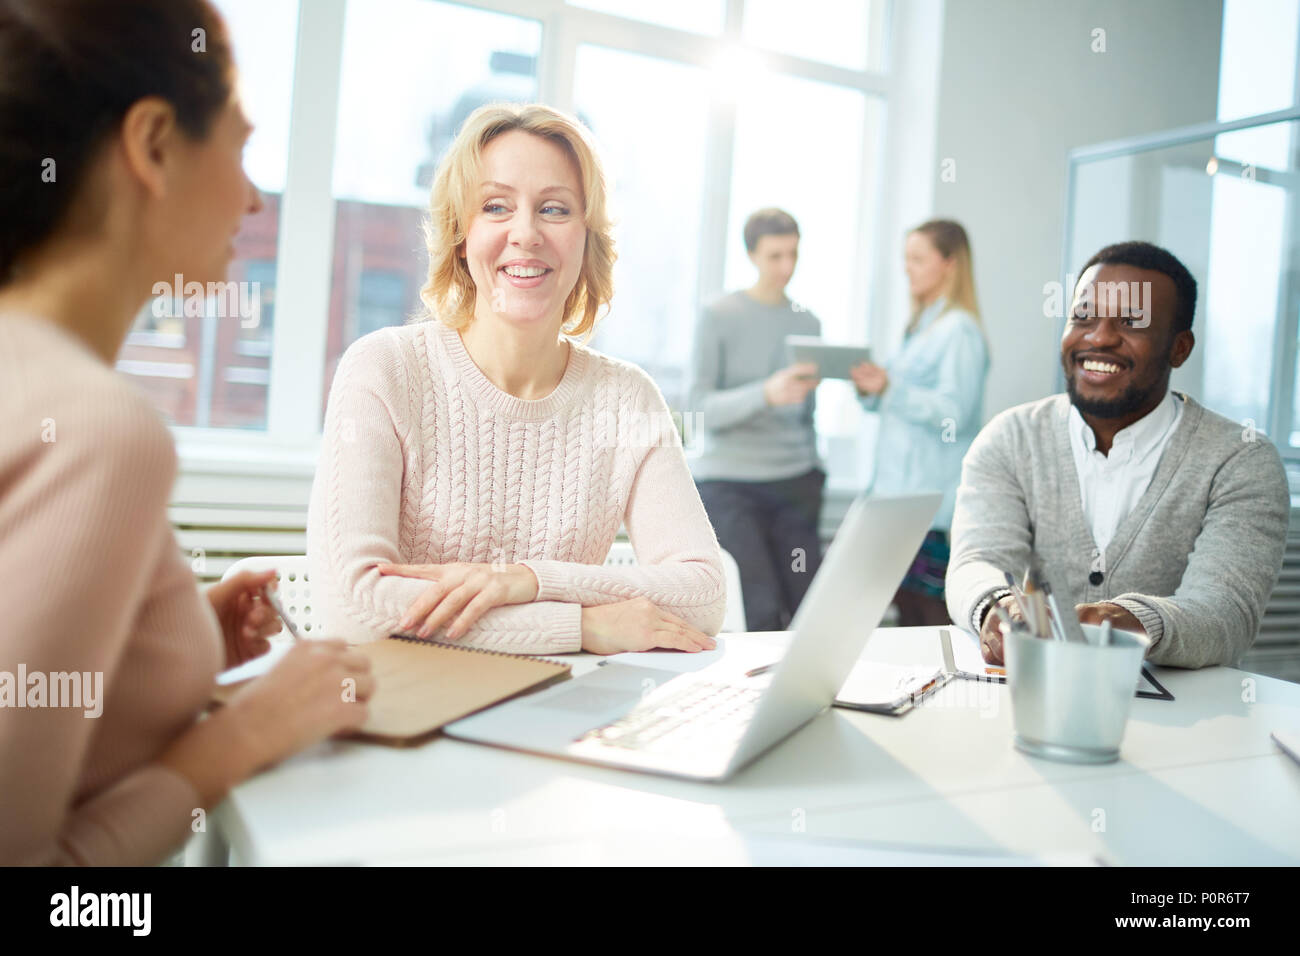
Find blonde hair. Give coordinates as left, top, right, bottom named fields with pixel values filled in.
left=419, top=103, right=616, bottom=340
left=907, top=219, right=982, bottom=335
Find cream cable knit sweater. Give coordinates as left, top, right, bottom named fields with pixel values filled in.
left=307, top=320, right=727, bottom=654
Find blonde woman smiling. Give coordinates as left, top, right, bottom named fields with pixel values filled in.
left=307, top=105, right=726, bottom=654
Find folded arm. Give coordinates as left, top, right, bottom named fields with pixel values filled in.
left=521, top=400, right=727, bottom=635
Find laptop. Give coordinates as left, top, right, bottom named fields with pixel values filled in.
left=444, top=492, right=942, bottom=781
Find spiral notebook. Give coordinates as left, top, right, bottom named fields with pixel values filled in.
left=212, top=636, right=572, bottom=746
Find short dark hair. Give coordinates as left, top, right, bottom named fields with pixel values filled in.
left=0, top=0, right=234, bottom=282
left=1076, top=241, right=1198, bottom=334
left=743, top=207, right=799, bottom=253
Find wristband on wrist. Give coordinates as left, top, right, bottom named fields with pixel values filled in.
left=971, top=588, right=1014, bottom=634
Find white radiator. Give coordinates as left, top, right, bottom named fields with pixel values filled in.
left=170, top=504, right=308, bottom=584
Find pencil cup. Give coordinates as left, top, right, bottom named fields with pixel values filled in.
left=1006, top=623, right=1149, bottom=764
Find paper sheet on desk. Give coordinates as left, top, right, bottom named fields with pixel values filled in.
left=611, top=632, right=793, bottom=678
left=946, top=627, right=1000, bottom=677
left=215, top=640, right=292, bottom=685
left=835, top=661, right=945, bottom=711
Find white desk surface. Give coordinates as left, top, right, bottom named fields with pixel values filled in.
left=211, top=627, right=1300, bottom=866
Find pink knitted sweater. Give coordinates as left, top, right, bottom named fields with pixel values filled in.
left=307, top=320, right=726, bottom=653
left=0, top=315, right=223, bottom=865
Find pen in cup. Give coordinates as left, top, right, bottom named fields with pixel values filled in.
left=1021, top=566, right=1052, bottom=638
left=1044, top=588, right=1070, bottom=643
left=1002, top=570, right=1036, bottom=633
left=989, top=604, right=1029, bottom=636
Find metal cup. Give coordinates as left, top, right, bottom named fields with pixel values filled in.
left=1006, top=623, right=1149, bottom=763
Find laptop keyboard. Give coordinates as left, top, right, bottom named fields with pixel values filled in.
left=577, top=679, right=763, bottom=753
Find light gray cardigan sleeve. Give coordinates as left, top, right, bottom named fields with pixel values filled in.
left=1113, top=438, right=1290, bottom=668
left=945, top=411, right=1035, bottom=631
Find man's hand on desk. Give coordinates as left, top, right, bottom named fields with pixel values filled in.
left=978, top=595, right=1023, bottom=665
left=980, top=598, right=1149, bottom=665
left=378, top=561, right=540, bottom=640
left=1074, top=602, right=1146, bottom=637
left=580, top=598, right=717, bottom=655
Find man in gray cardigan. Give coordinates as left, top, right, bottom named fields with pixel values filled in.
left=947, top=241, right=1289, bottom=668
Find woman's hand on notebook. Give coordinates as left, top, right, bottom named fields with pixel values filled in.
left=580, top=598, right=717, bottom=655
left=380, top=562, right=541, bottom=640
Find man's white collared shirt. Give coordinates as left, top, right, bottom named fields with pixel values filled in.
left=1067, top=391, right=1184, bottom=554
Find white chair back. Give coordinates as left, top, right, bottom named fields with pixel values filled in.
left=221, top=555, right=321, bottom=637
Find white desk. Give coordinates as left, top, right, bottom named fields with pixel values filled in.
left=207, top=627, right=1300, bottom=866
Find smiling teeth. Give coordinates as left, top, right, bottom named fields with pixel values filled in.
left=1082, top=359, right=1122, bottom=373
left=504, top=266, right=547, bottom=278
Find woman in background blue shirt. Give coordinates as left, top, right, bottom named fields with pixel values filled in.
left=851, top=220, right=988, bottom=626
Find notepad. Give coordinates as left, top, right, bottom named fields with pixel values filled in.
left=212, top=636, right=571, bottom=745
left=833, top=661, right=949, bottom=715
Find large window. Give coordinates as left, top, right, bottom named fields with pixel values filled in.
left=742, top=0, right=887, bottom=72
left=574, top=45, right=711, bottom=407
left=568, top=0, right=726, bottom=36
left=149, top=0, right=892, bottom=484
left=724, top=72, right=882, bottom=448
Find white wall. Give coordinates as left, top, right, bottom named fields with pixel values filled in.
left=916, top=0, right=1225, bottom=420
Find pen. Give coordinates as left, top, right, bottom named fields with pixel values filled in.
left=1044, top=588, right=1070, bottom=643
left=745, top=663, right=776, bottom=678
left=1028, top=553, right=1089, bottom=645
left=1002, top=570, right=1030, bottom=623
left=1021, top=566, right=1050, bottom=638
left=264, top=588, right=302, bottom=643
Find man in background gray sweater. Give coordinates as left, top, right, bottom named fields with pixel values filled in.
left=947, top=241, right=1289, bottom=668
left=687, top=208, right=825, bottom=630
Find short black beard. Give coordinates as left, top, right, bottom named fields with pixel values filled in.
left=1066, top=375, right=1160, bottom=418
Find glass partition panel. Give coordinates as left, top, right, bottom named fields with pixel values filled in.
left=1064, top=114, right=1300, bottom=450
